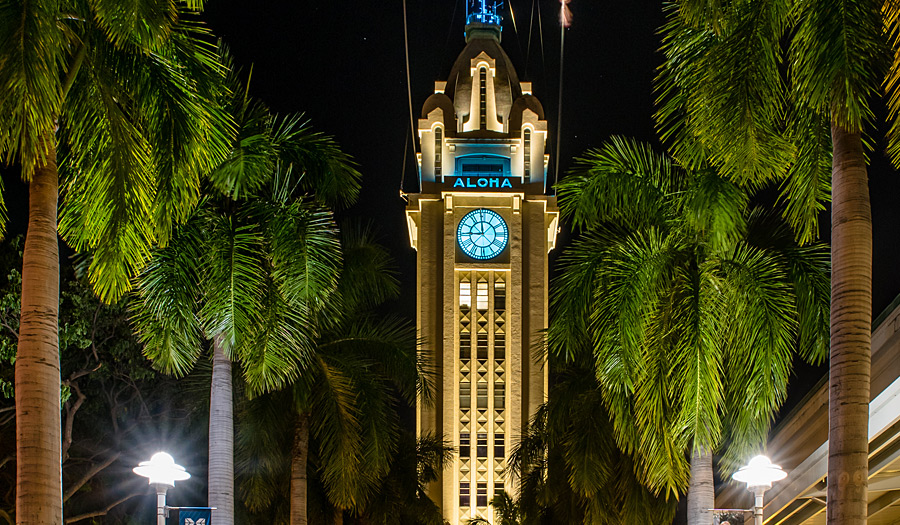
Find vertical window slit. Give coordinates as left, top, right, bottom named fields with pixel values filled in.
left=434, top=127, right=443, bottom=178
left=480, top=67, right=487, bottom=129
left=524, top=128, right=532, bottom=181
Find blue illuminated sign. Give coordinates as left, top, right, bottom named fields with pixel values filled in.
left=452, top=177, right=514, bottom=189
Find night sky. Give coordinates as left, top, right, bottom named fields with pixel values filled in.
left=200, top=0, right=667, bottom=322
left=201, top=0, right=900, bottom=405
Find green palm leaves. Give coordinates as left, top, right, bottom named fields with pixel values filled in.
left=509, top=359, right=678, bottom=524
left=291, top=226, right=422, bottom=514
left=232, top=226, right=428, bottom=523
left=551, top=137, right=829, bottom=495
left=1, top=0, right=234, bottom=300
left=131, top=105, right=358, bottom=393
left=657, top=3, right=889, bottom=520
left=1, top=2, right=233, bottom=520
left=655, top=0, right=837, bottom=244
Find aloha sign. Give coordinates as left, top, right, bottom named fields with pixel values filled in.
left=447, top=176, right=518, bottom=191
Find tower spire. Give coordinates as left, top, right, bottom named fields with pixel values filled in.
left=465, top=0, right=503, bottom=42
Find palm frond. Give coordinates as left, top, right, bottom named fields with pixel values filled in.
left=272, top=114, right=361, bottom=208
left=716, top=242, right=799, bottom=470
left=745, top=209, right=829, bottom=364
left=0, top=0, right=66, bottom=177
left=199, top=217, right=266, bottom=353
left=262, top=199, right=342, bottom=314
left=305, top=356, right=363, bottom=508
left=57, top=37, right=157, bottom=302
left=129, top=217, right=205, bottom=376
left=234, top=390, right=294, bottom=512
left=206, top=50, right=278, bottom=199
left=677, top=168, right=748, bottom=251
left=558, top=137, right=679, bottom=230
left=884, top=0, right=900, bottom=164
left=336, top=220, right=401, bottom=311
left=779, top=105, right=832, bottom=243
left=0, top=176, right=7, bottom=239
left=237, top=275, right=317, bottom=393
left=141, top=27, right=233, bottom=244
left=656, top=0, right=793, bottom=184
left=57, top=17, right=233, bottom=302
left=791, top=0, right=886, bottom=132
left=87, top=0, right=184, bottom=49
left=667, top=261, right=725, bottom=453
left=553, top=138, right=828, bottom=501
left=317, top=315, right=421, bottom=405
left=587, top=228, right=683, bottom=395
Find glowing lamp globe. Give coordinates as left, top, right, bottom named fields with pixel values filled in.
left=133, top=452, right=190, bottom=487
left=732, top=455, right=787, bottom=489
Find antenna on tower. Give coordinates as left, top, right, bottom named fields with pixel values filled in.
left=465, top=0, right=504, bottom=41
left=466, top=0, right=503, bottom=26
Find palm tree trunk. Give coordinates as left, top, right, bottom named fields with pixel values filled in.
left=687, top=448, right=713, bottom=525
left=291, top=412, right=311, bottom=525
left=209, top=336, right=234, bottom=525
left=15, top=135, right=62, bottom=524
left=827, top=125, right=871, bottom=525
left=334, top=510, right=343, bottom=525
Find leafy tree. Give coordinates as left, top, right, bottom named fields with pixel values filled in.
left=233, top=226, right=433, bottom=525
left=550, top=138, right=829, bottom=523
left=0, top=1, right=233, bottom=520
left=0, top=237, right=207, bottom=523
left=655, top=1, right=899, bottom=520
left=505, top=357, right=677, bottom=525
left=131, top=87, right=360, bottom=525
left=348, top=432, right=451, bottom=525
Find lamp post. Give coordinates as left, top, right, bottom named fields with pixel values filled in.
left=134, top=452, right=190, bottom=525
left=732, top=455, right=787, bottom=525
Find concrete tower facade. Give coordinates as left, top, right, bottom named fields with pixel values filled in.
left=405, top=5, right=558, bottom=523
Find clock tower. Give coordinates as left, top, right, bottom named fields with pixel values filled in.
left=405, top=3, right=559, bottom=523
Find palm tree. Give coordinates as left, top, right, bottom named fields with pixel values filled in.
left=233, top=226, right=431, bottom=525
left=352, top=432, right=451, bottom=525
left=0, top=2, right=233, bottom=520
left=132, top=93, right=360, bottom=525
left=655, top=2, right=900, bottom=521
left=507, top=357, right=678, bottom=525
left=290, top=313, right=420, bottom=525
left=550, top=138, right=829, bottom=523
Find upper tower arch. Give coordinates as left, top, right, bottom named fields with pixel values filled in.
left=415, top=0, right=550, bottom=190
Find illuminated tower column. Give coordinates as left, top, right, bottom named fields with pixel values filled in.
left=405, top=4, right=558, bottom=524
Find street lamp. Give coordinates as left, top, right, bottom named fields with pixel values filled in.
left=134, top=452, right=190, bottom=525
left=732, top=455, right=787, bottom=525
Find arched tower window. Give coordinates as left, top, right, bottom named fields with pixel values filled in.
left=523, top=128, right=532, bottom=182
left=434, top=127, right=443, bottom=178
left=479, top=67, right=487, bottom=129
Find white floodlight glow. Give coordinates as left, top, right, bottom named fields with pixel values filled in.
left=133, top=452, right=190, bottom=487
left=732, top=455, right=787, bottom=489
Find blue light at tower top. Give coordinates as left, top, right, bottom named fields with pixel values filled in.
left=466, top=0, right=503, bottom=27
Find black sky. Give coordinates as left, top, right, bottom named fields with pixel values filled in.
left=201, top=0, right=669, bottom=320
left=201, top=0, right=900, bottom=332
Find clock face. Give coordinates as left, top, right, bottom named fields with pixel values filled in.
left=457, top=209, right=508, bottom=260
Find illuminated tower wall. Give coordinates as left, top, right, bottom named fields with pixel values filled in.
left=405, top=7, right=558, bottom=523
